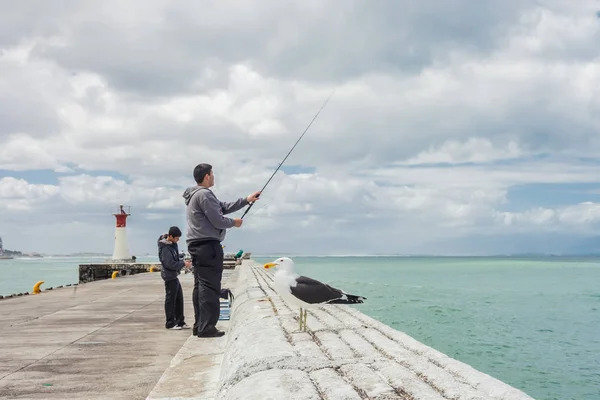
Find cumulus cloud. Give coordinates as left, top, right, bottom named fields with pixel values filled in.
left=399, top=138, right=524, bottom=165
left=0, top=177, right=59, bottom=211
left=1, top=0, right=600, bottom=255
left=0, top=134, right=66, bottom=171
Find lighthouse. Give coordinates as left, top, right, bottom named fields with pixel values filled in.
left=112, top=205, right=131, bottom=261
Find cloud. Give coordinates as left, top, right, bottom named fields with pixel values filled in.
left=399, top=138, right=524, bottom=165
left=1, top=1, right=600, bottom=255
left=9, top=1, right=533, bottom=91
left=497, top=202, right=600, bottom=230
left=0, top=134, right=66, bottom=171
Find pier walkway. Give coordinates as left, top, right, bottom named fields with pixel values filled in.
left=0, top=269, right=235, bottom=400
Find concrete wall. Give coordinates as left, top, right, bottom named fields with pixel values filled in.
left=215, top=261, right=535, bottom=400
left=79, top=262, right=160, bottom=283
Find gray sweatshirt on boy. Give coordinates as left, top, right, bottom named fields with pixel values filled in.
left=182, top=186, right=249, bottom=244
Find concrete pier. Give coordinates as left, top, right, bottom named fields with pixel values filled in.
left=0, top=269, right=234, bottom=400
left=79, top=262, right=161, bottom=283
left=78, top=252, right=245, bottom=284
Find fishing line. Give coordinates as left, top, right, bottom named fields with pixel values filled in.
left=240, top=88, right=336, bottom=220
left=246, top=204, right=268, bottom=219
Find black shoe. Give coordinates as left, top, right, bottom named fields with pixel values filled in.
left=196, top=327, right=225, bottom=337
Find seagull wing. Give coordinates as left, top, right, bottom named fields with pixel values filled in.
left=289, top=275, right=345, bottom=304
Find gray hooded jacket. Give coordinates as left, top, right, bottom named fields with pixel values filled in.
left=182, top=186, right=249, bottom=244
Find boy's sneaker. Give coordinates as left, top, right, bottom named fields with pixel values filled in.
left=167, top=325, right=182, bottom=330
left=179, top=324, right=191, bottom=330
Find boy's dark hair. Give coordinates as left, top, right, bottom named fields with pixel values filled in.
left=193, top=163, right=212, bottom=184
left=168, top=226, right=182, bottom=238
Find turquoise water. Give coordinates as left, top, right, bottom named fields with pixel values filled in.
left=0, top=256, right=158, bottom=296
left=255, top=256, right=600, bottom=400
left=2, top=256, right=599, bottom=399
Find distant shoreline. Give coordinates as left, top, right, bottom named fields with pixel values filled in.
left=250, top=253, right=600, bottom=258
left=9, top=253, right=600, bottom=258
left=4, top=253, right=153, bottom=258
left=4, top=252, right=600, bottom=259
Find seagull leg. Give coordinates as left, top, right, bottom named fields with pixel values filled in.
left=303, top=309, right=308, bottom=332
left=299, top=307, right=303, bottom=331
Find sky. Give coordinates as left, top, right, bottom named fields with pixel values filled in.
left=1, top=0, right=600, bottom=256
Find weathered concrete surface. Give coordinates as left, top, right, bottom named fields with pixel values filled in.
left=146, top=271, right=237, bottom=400
left=79, top=262, right=162, bottom=283
left=0, top=270, right=227, bottom=400
left=212, top=261, right=535, bottom=400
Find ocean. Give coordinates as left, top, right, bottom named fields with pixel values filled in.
left=254, top=256, right=600, bottom=400
left=0, top=256, right=159, bottom=296
left=2, top=255, right=599, bottom=400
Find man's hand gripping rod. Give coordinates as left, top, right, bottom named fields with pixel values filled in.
left=240, top=89, right=336, bottom=220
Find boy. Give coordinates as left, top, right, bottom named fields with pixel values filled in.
left=158, top=226, right=192, bottom=330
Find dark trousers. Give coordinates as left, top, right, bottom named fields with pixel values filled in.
left=188, top=240, right=223, bottom=334
left=164, top=278, right=184, bottom=328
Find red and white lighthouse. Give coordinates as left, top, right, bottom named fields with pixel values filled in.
left=112, top=205, right=131, bottom=261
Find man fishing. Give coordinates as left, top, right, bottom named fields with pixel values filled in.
left=182, top=163, right=260, bottom=337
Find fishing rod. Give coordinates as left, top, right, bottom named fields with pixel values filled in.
left=240, top=88, right=336, bottom=220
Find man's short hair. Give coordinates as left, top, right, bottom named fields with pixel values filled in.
left=168, top=226, right=182, bottom=238
left=193, top=163, right=212, bottom=184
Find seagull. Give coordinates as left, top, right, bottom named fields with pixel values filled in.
left=263, top=257, right=366, bottom=331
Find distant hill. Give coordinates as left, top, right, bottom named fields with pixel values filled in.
left=3, top=249, right=23, bottom=256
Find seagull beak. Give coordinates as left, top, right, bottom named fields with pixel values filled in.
left=264, top=262, right=277, bottom=269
